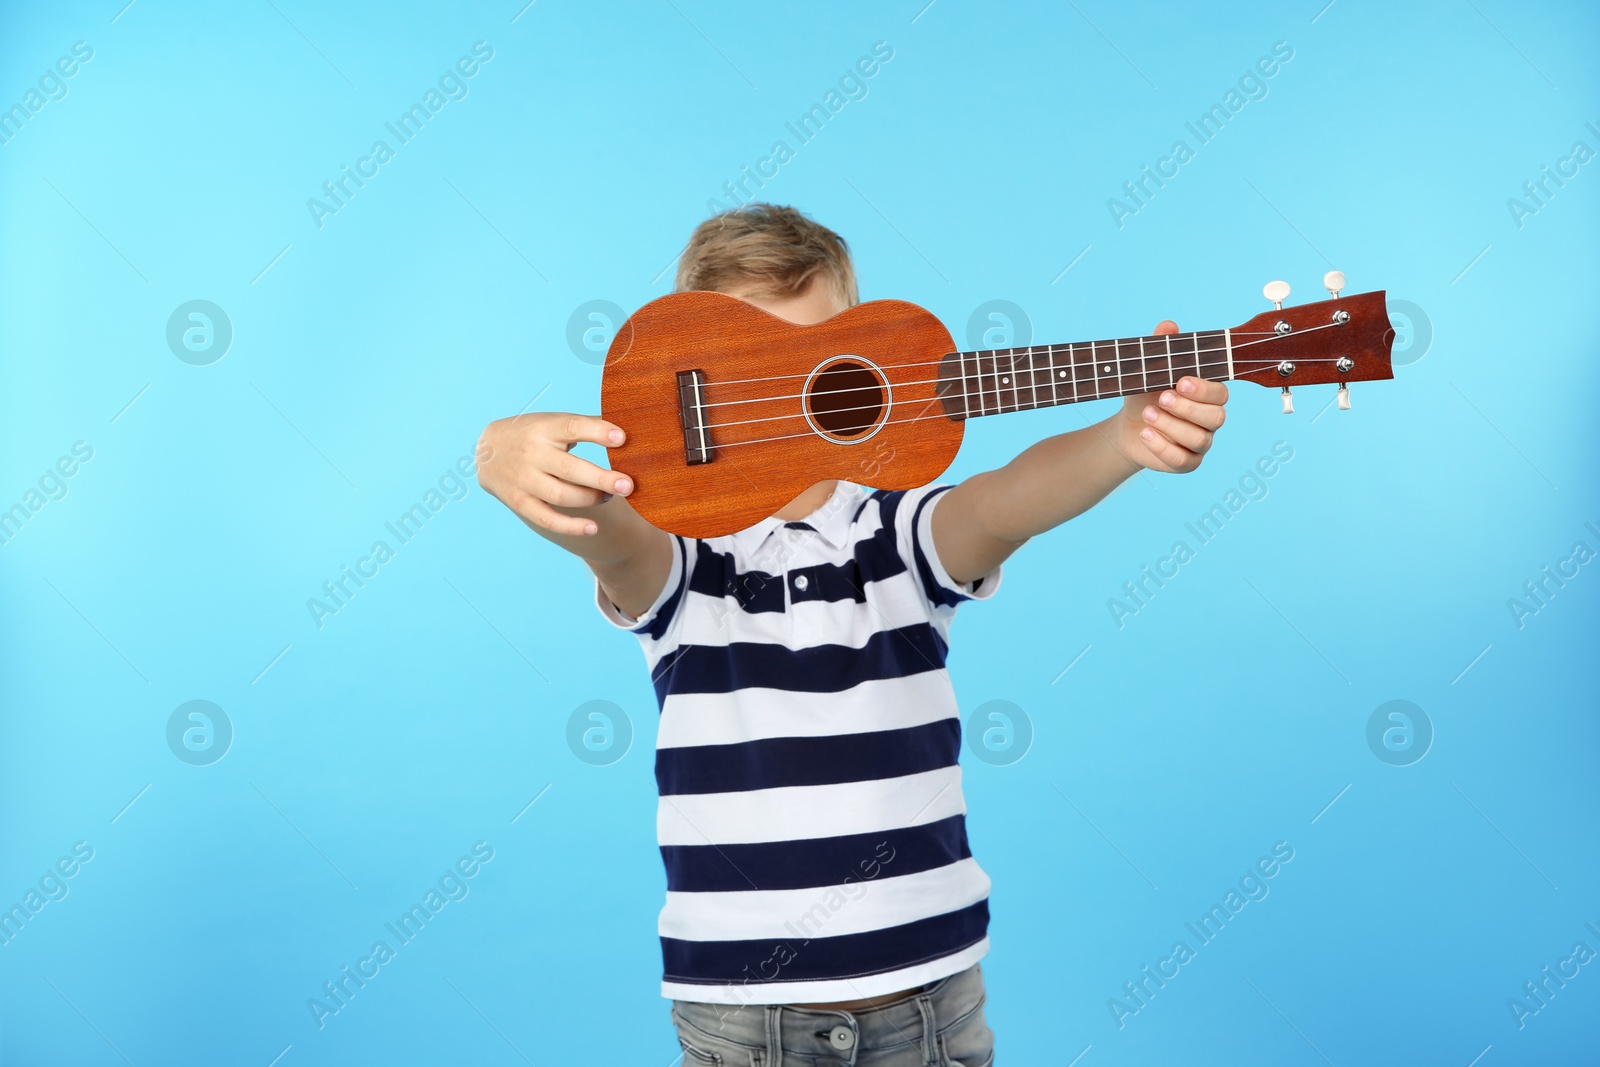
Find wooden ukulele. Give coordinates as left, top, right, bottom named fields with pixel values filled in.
left=600, top=272, right=1395, bottom=538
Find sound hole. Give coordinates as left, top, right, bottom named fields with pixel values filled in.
left=807, top=359, right=884, bottom=440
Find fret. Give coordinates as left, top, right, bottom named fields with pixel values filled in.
left=1206, top=330, right=1228, bottom=380
left=1115, top=337, right=1141, bottom=397
left=1144, top=334, right=1171, bottom=394
left=1072, top=342, right=1094, bottom=403
left=1139, top=335, right=1148, bottom=395
left=1181, top=332, right=1200, bottom=386
left=1148, top=334, right=1173, bottom=393
left=1121, top=336, right=1149, bottom=396
left=1206, top=331, right=1221, bottom=377
left=1005, top=349, right=1021, bottom=413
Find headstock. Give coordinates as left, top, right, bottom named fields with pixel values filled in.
left=1229, top=272, right=1396, bottom=413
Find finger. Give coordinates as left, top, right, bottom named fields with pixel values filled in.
left=513, top=491, right=602, bottom=537
left=548, top=448, right=633, bottom=496
left=1156, top=388, right=1227, bottom=431
left=1152, top=319, right=1179, bottom=336
left=1175, top=376, right=1229, bottom=405
left=555, top=412, right=627, bottom=448
left=1140, top=405, right=1214, bottom=453
left=529, top=470, right=615, bottom=510
left=1138, top=426, right=1201, bottom=472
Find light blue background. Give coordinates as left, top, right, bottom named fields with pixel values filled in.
left=2, top=1, right=1597, bottom=1064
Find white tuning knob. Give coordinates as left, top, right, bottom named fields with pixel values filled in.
left=1338, top=383, right=1351, bottom=410
left=1263, top=280, right=1290, bottom=309
left=1281, top=386, right=1294, bottom=414
left=1324, top=270, right=1345, bottom=298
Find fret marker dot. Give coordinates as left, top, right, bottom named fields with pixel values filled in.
left=1058, top=370, right=1067, bottom=377
left=1001, top=376, right=1009, bottom=384
left=1102, top=365, right=1111, bottom=373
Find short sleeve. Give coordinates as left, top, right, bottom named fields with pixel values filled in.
left=895, top=483, right=1003, bottom=612
left=594, top=532, right=694, bottom=640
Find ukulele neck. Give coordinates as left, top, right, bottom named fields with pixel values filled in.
left=936, top=329, right=1233, bottom=419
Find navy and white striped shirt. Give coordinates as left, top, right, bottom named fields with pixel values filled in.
left=594, top=480, right=1002, bottom=1005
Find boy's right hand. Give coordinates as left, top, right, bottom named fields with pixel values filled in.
left=475, top=412, right=633, bottom=537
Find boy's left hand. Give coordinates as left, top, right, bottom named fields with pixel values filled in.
left=1111, top=319, right=1229, bottom=473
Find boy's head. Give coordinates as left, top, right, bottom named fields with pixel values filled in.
left=676, top=204, right=858, bottom=320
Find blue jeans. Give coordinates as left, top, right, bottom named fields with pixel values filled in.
left=670, top=963, right=994, bottom=1066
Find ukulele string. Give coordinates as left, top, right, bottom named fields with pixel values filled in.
left=713, top=405, right=976, bottom=450
left=707, top=354, right=1363, bottom=449
left=690, top=325, right=1318, bottom=392
left=699, top=353, right=1360, bottom=434
left=702, top=361, right=1216, bottom=424
left=708, top=403, right=1074, bottom=450
left=694, top=325, right=1345, bottom=415
left=700, top=361, right=1351, bottom=438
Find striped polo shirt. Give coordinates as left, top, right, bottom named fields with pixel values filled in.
left=593, top=479, right=1003, bottom=1005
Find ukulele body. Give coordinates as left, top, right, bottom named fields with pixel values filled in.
left=600, top=291, right=964, bottom=539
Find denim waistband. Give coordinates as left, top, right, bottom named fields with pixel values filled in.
left=671, top=962, right=984, bottom=1063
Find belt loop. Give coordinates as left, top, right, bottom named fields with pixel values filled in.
left=766, top=1004, right=782, bottom=1067
left=916, top=994, right=938, bottom=1067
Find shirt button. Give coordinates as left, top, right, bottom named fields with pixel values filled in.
left=829, top=1026, right=854, bottom=1050
left=793, top=575, right=809, bottom=590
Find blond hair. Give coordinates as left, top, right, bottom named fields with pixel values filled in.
left=676, top=203, right=858, bottom=307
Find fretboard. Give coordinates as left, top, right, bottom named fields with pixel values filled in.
left=935, top=330, right=1231, bottom=419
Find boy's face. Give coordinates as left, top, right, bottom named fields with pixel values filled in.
left=720, top=273, right=851, bottom=519
left=722, top=274, right=847, bottom=327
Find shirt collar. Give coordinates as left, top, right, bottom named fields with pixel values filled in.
left=728, top=481, right=866, bottom=555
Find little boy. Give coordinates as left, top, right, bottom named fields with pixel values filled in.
left=476, top=204, right=1228, bottom=1064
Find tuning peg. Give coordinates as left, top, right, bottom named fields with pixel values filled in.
left=1263, top=280, right=1290, bottom=309
left=1281, top=386, right=1294, bottom=414
left=1324, top=270, right=1345, bottom=298
left=1337, top=383, right=1351, bottom=410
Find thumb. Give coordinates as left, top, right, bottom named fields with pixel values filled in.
left=1152, top=319, right=1179, bottom=336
